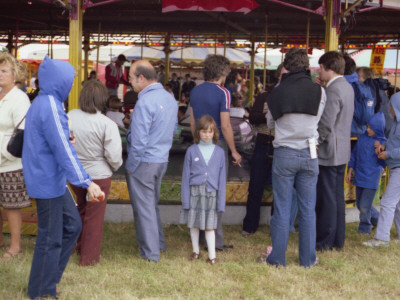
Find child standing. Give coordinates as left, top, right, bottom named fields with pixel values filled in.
left=364, top=92, right=400, bottom=247
left=346, top=112, right=386, bottom=234
left=180, top=115, right=226, bottom=264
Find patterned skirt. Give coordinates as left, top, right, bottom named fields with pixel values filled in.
left=0, top=169, right=31, bottom=209
left=179, top=184, right=218, bottom=230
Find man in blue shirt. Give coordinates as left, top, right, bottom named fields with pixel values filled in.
left=126, top=60, right=178, bottom=262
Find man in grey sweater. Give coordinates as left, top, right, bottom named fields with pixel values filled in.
left=264, top=48, right=326, bottom=267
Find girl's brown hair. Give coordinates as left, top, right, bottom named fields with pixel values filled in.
left=108, top=95, right=123, bottom=109
left=79, top=79, right=108, bottom=113
left=193, top=115, right=219, bottom=144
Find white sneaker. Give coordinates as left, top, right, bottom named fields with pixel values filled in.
left=362, top=239, right=389, bottom=248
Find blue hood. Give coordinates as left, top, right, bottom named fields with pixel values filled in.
left=367, top=112, right=386, bottom=141
left=38, top=56, right=75, bottom=102
left=391, top=92, right=400, bottom=121
left=344, top=72, right=359, bottom=84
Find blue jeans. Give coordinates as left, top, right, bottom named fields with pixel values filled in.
left=267, top=147, right=318, bottom=267
left=290, top=189, right=298, bottom=232
left=356, top=187, right=379, bottom=233
left=28, top=189, right=82, bottom=299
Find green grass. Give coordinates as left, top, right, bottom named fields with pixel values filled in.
left=1, top=222, right=400, bottom=299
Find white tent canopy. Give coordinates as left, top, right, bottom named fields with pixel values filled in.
left=121, top=46, right=270, bottom=67
left=18, top=44, right=131, bottom=63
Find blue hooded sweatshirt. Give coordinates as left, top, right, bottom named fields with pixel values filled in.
left=344, top=72, right=375, bottom=137
left=348, top=112, right=386, bottom=189
left=385, top=92, right=400, bottom=169
left=22, top=56, right=92, bottom=199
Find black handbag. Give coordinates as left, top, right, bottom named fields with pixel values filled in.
left=6, top=116, right=25, bottom=158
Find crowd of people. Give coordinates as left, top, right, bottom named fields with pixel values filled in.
left=1, top=47, right=400, bottom=299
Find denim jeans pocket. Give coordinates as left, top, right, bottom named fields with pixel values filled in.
left=272, top=153, right=296, bottom=177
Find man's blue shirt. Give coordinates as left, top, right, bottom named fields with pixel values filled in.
left=190, top=82, right=231, bottom=138
left=125, top=83, right=178, bottom=173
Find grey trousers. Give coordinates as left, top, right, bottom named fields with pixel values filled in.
left=375, top=167, right=400, bottom=242
left=126, top=162, right=168, bottom=261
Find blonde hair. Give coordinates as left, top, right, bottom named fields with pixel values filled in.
left=0, top=52, right=28, bottom=85
left=193, top=115, right=219, bottom=144
left=357, top=67, right=374, bottom=81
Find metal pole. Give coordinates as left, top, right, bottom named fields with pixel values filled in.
left=263, top=15, right=268, bottom=89
left=306, top=15, right=310, bottom=51
left=83, top=32, right=89, bottom=82
left=141, top=33, right=145, bottom=59
left=395, top=37, right=399, bottom=89
left=164, top=33, right=170, bottom=86
left=224, top=31, right=227, bottom=57
left=249, top=35, right=255, bottom=106
left=14, top=1, right=20, bottom=57
left=325, top=0, right=339, bottom=52
left=68, top=0, right=83, bottom=110
left=96, top=22, right=101, bottom=75
left=50, top=38, right=53, bottom=59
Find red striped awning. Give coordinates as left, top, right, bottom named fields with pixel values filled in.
left=162, top=0, right=259, bottom=14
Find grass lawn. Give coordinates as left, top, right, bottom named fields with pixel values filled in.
left=1, top=222, right=400, bottom=299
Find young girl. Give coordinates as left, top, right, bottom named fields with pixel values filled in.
left=180, top=115, right=226, bottom=264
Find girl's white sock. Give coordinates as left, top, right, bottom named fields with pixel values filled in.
left=205, top=230, right=216, bottom=260
left=190, top=228, right=200, bottom=254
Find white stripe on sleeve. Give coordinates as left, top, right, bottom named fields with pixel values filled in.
left=48, top=95, right=85, bottom=183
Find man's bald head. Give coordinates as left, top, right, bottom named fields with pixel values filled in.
left=129, top=59, right=158, bottom=92
left=131, top=60, right=157, bottom=81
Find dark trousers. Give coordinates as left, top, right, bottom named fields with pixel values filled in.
left=242, top=141, right=272, bottom=233
left=27, top=189, right=81, bottom=299
left=316, top=164, right=346, bottom=251
left=71, top=177, right=112, bottom=266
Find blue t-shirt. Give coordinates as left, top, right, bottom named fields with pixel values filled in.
left=190, top=82, right=231, bottom=139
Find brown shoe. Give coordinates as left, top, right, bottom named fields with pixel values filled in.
left=206, top=257, right=218, bottom=265
left=189, top=252, right=200, bottom=261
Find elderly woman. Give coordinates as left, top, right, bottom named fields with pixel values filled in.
left=68, top=79, right=123, bottom=266
left=0, top=52, right=31, bottom=258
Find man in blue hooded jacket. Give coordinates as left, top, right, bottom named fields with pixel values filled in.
left=363, top=92, right=400, bottom=247
left=343, top=54, right=375, bottom=137
left=23, top=56, right=102, bottom=299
